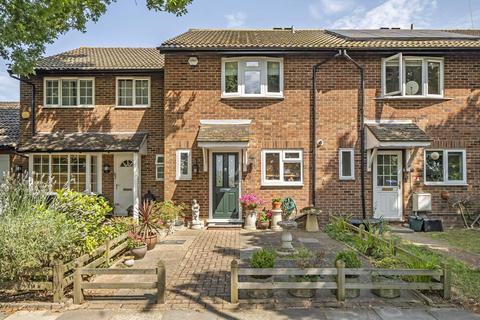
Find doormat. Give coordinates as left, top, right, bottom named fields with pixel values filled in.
left=159, top=240, right=186, bottom=245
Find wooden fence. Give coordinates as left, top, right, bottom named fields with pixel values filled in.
left=230, top=259, right=451, bottom=303
left=0, top=232, right=129, bottom=303
left=73, top=261, right=166, bottom=304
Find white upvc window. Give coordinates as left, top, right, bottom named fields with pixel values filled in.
left=116, top=77, right=150, bottom=107
left=424, top=149, right=467, bottom=185
left=31, top=154, right=102, bottom=193
left=156, top=154, right=164, bottom=181
left=381, top=54, right=444, bottom=98
left=44, top=77, right=95, bottom=107
left=176, top=149, right=192, bottom=180
left=339, top=148, right=355, bottom=180
left=261, top=149, right=303, bottom=186
left=221, top=57, right=284, bottom=98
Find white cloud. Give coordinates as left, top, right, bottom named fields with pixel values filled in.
left=332, top=0, right=437, bottom=29
left=309, top=0, right=354, bottom=19
left=225, top=12, right=247, bottom=28
left=0, top=73, right=19, bottom=101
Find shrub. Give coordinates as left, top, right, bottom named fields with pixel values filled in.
left=250, top=248, right=276, bottom=268
left=335, top=250, right=361, bottom=268
left=155, top=200, right=187, bottom=225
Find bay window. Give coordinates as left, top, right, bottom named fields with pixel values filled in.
left=44, top=78, right=94, bottom=107
left=261, top=150, right=303, bottom=186
left=31, top=154, right=102, bottom=193
left=221, top=57, right=283, bottom=98
left=424, top=150, right=466, bottom=185
left=382, top=54, right=443, bottom=97
left=116, top=77, right=150, bottom=107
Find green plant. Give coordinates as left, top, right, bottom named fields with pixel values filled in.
left=294, top=250, right=326, bottom=282
left=126, top=232, right=146, bottom=250
left=250, top=249, right=276, bottom=269
left=258, top=208, right=272, bottom=222
left=272, top=197, right=282, bottom=203
left=335, top=250, right=361, bottom=268
left=155, top=200, right=187, bottom=225
left=138, top=201, right=161, bottom=239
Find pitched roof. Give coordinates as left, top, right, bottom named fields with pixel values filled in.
left=17, top=132, right=147, bottom=153
left=366, top=123, right=432, bottom=142
left=0, top=102, right=20, bottom=149
left=37, top=47, right=164, bottom=71
left=160, top=29, right=480, bottom=51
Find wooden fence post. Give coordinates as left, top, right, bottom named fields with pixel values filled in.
left=157, top=261, right=166, bottom=304
left=73, top=265, right=84, bottom=304
left=105, top=238, right=111, bottom=266
left=443, top=263, right=451, bottom=299
left=52, top=260, right=64, bottom=303
left=336, top=260, right=346, bottom=302
left=358, top=224, right=365, bottom=240
left=391, top=238, right=398, bottom=256
left=231, top=259, right=239, bottom=303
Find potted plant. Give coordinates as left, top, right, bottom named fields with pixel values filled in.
left=334, top=250, right=362, bottom=298
left=248, top=248, right=276, bottom=299
left=138, top=200, right=160, bottom=250
left=288, top=249, right=326, bottom=298
left=257, top=208, right=271, bottom=230
left=156, top=200, right=187, bottom=231
left=272, top=197, right=282, bottom=210
left=371, top=256, right=401, bottom=298
left=127, top=232, right=147, bottom=260
left=240, top=194, right=263, bottom=230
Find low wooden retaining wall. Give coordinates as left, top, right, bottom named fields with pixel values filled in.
left=0, top=232, right=129, bottom=303
left=230, top=259, right=451, bottom=303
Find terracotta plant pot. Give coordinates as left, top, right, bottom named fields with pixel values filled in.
left=272, top=202, right=282, bottom=210
left=145, top=234, right=158, bottom=251
left=130, top=245, right=147, bottom=260
left=257, top=220, right=270, bottom=230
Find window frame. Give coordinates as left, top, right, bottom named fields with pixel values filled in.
left=176, top=149, right=192, bottom=181
left=115, top=77, right=151, bottom=108
left=156, top=154, right=164, bottom=181
left=381, top=54, right=444, bottom=98
left=339, top=148, right=355, bottom=180
left=261, top=149, right=303, bottom=186
left=221, top=57, right=284, bottom=98
left=30, top=153, right=102, bottom=193
left=424, top=149, right=467, bottom=186
left=43, top=77, right=95, bottom=108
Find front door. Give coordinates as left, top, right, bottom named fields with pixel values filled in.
left=114, top=154, right=134, bottom=216
left=373, top=151, right=403, bottom=220
left=212, top=153, right=239, bottom=219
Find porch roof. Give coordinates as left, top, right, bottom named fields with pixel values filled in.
left=17, top=132, right=147, bottom=153
left=197, top=120, right=251, bottom=147
left=0, top=102, right=20, bottom=149
left=365, top=122, right=432, bottom=149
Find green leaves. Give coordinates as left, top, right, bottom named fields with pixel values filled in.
left=0, top=0, right=192, bottom=76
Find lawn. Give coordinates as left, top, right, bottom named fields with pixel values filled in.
left=426, top=229, right=480, bottom=255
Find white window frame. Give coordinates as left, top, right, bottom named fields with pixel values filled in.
left=115, top=77, right=151, bottom=108
left=43, top=77, right=95, bottom=107
left=424, top=149, right=467, bottom=186
left=176, top=149, right=192, bottom=180
left=29, top=153, right=102, bottom=193
left=221, top=57, right=284, bottom=98
left=381, top=54, right=444, bottom=98
left=339, top=148, right=355, bottom=180
left=261, top=149, right=303, bottom=186
left=156, top=154, right=164, bottom=181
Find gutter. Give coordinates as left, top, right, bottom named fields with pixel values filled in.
left=8, top=72, right=36, bottom=137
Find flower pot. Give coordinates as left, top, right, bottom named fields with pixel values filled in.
left=272, top=202, right=281, bottom=210
left=288, top=276, right=316, bottom=298
left=145, top=234, right=158, bottom=250
left=247, top=275, right=274, bottom=299
left=371, top=275, right=401, bottom=299
left=130, top=244, right=147, bottom=260
left=257, top=220, right=270, bottom=230
left=244, top=210, right=257, bottom=230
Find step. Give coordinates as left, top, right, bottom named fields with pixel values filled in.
left=207, top=221, right=243, bottom=229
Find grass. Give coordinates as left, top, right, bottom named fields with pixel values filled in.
left=425, top=229, right=480, bottom=255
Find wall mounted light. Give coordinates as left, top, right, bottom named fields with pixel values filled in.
left=429, top=151, right=440, bottom=160
left=188, top=56, right=199, bottom=66
left=103, top=164, right=111, bottom=174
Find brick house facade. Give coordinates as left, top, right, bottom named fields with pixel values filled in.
left=15, top=30, right=480, bottom=225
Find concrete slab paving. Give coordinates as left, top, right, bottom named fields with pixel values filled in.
left=0, top=312, right=7, bottom=320
left=428, top=308, right=480, bottom=320
left=324, top=308, right=381, bottom=320
left=56, top=310, right=113, bottom=320
left=297, top=237, right=321, bottom=244
left=373, top=307, right=436, bottom=320
left=161, top=310, right=217, bottom=320
left=4, top=311, right=59, bottom=320
left=110, top=310, right=163, bottom=320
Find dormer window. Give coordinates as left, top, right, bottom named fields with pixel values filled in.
left=381, top=54, right=443, bottom=98
left=221, top=57, right=283, bottom=98
left=44, top=77, right=94, bottom=107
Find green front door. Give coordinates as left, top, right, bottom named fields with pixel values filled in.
left=212, top=153, right=239, bottom=219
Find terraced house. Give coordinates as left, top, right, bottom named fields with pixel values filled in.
left=14, top=28, right=480, bottom=226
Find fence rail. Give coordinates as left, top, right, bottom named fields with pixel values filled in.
left=73, top=261, right=166, bottom=304
left=230, top=259, right=451, bottom=303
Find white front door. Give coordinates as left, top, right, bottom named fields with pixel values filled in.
left=373, top=150, right=403, bottom=220
left=0, top=155, right=9, bottom=184
left=114, top=154, right=134, bottom=216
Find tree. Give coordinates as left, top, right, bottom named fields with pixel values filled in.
left=0, top=0, right=192, bottom=76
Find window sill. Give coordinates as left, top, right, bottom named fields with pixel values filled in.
left=375, top=96, right=453, bottom=101
left=424, top=182, right=468, bottom=186
left=221, top=95, right=284, bottom=101
left=261, top=183, right=304, bottom=187
left=114, top=106, right=150, bottom=109
left=339, top=177, right=355, bottom=181
left=42, top=106, right=95, bottom=109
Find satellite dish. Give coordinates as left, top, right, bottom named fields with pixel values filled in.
left=405, top=81, right=419, bottom=95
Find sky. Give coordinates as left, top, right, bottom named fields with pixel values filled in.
left=1, top=0, right=479, bottom=101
